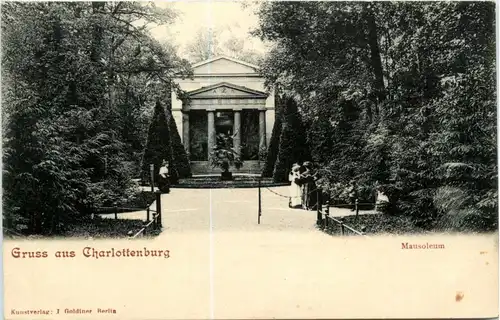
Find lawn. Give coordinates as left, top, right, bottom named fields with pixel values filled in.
left=337, top=213, right=427, bottom=235
left=4, top=216, right=161, bottom=240
left=325, top=212, right=498, bottom=235
left=61, top=216, right=161, bottom=239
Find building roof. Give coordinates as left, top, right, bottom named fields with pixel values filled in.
left=191, top=55, right=260, bottom=70
left=186, top=82, right=268, bottom=98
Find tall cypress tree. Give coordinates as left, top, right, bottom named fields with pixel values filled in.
left=262, top=96, right=283, bottom=177
left=166, top=103, right=192, bottom=179
left=141, top=100, right=171, bottom=184
left=272, top=97, right=311, bottom=182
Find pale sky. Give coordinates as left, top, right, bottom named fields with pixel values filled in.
left=150, top=1, right=268, bottom=60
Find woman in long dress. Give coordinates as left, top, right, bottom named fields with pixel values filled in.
left=158, top=160, right=170, bottom=193
left=375, top=183, right=390, bottom=213
left=288, top=163, right=302, bottom=208
left=300, top=161, right=318, bottom=210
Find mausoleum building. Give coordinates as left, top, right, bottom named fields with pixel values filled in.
left=171, top=56, right=275, bottom=175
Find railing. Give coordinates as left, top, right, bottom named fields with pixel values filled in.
left=323, top=215, right=366, bottom=236
left=316, top=188, right=369, bottom=238
left=92, top=206, right=151, bottom=220
left=91, top=191, right=163, bottom=239
left=130, top=208, right=161, bottom=238
left=129, top=191, right=163, bottom=239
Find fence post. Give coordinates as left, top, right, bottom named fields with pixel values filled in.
left=324, top=199, right=330, bottom=230
left=258, top=178, right=262, bottom=224
left=114, top=205, right=118, bottom=220
left=361, top=226, right=367, bottom=235
left=324, top=212, right=329, bottom=232
left=146, top=207, right=150, bottom=222
left=316, top=188, right=322, bottom=225
left=150, top=164, right=155, bottom=193
left=340, top=217, right=345, bottom=236
left=156, top=191, right=162, bottom=228
left=355, top=198, right=359, bottom=223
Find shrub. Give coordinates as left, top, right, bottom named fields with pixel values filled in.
left=140, top=100, right=171, bottom=185
left=262, top=98, right=283, bottom=177
left=209, top=133, right=243, bottom=172
left=166, top=104, right=191, bottom=179
left=272, top=97, right=311, bottom=182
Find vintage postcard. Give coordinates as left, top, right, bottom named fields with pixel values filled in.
left=2, top=1, right=498, bottom=319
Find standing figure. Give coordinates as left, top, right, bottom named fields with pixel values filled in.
left=347, top=179, right=358, bottom=211
left=300, top=161, right=317, bottom=210
left=288, top=163, right=302, bottom=208
left=375, top=183, right=390, bottom=213
left=169, top=164, right=179, bottom=185
left=298, top=163, right=306, bottom=207
left=299, top=163, right=309, bottom=209
left=158, top=160, right=170, bottom=193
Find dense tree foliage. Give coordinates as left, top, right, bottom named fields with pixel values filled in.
left=183, top=25, right=264, bottom=64
left=261, top=95, right=283, bottom=177
left=166, top=103, right=192, bottom=180
left=140, top=99, right=191, bottom=184
left=140, top=100, right=172, bottom=184
left=256, top=2, right=497, bottom=231
left=2, top=2, right=191, bottom=235
left=272, top=97, right=312, bottom=183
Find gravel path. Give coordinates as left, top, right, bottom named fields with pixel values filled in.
left=151, top=187, right=356, bottom=319
left=160, top=186, right=320, bottom=233
left=110, top=185, right=376, bottom=223
left=147, top=188, right=497, bottom=319
left=3, top=187, right=496, bottom=319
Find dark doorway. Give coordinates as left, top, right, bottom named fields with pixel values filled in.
left=189, top=111, right=208, bottom=161
left=241, top=110, right=259, bottom=160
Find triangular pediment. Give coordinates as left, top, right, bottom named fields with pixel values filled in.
left=187, top=82, right=268, bottom=99
left=191, top=56, right=259, bottom=75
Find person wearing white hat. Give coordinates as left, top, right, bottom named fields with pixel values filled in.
left=288, top=163, right=302, bottom=208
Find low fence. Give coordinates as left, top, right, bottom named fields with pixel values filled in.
left=258, top=182, right=372, bottom=237
left=315, top=189, right=369, bottom=238
left=92, top=206, right=148, bottom=219
left=130, top=207, right=161, bottom=238
left=131, top=191, right=163, bottom=238
left=91, top=191, right=163, bottom=239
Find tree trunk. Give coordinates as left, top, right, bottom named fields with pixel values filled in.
left=91, top=2, right=105, bottom=63
left=108, top=35, right=116, bottom=112
left=364, top=4, right=386, bottom=105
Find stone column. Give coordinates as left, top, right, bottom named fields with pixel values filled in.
left=265, top=109, right=275, bottom=148
left=182, top=112, right=190, bottom=157
left=171, top=89, right=183, bottom=142
left=233, top=109, right=242, bottom=157
left=207, top=109, right=216, bottom=161
left=259, top=109, right=267, bottom=157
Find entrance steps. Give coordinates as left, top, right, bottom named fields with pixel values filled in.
left=173, top=175, right=288, bottom=189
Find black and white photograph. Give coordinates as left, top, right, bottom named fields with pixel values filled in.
left=2, top=1, right=498, bottom=319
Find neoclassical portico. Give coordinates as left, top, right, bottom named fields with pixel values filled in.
left=171, top=56, right=275, bottom=174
